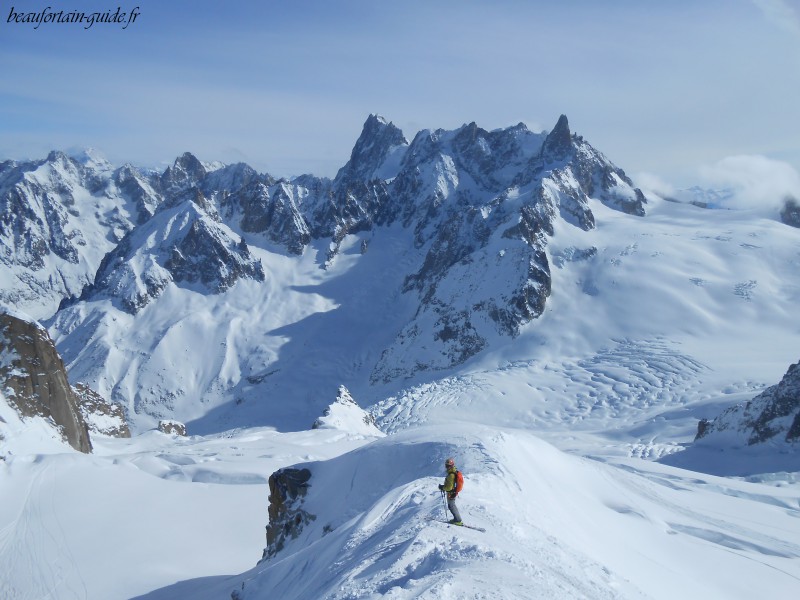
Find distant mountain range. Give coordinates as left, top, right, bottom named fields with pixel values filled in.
left=2, top=114, right=797, bottom=437
left=0, top=114, right=645, bottom=319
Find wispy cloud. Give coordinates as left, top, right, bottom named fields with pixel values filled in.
left=699, top=155, right=800, bottom=215
left=632, top=172, right=676, bottom=199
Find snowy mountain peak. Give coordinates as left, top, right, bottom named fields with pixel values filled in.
left=67, top=147, right=113, bottom=172
left=78, top=199, right=264, bottom=313
left=311, top=385, right=384, bottom=437
left=6, top=113, right=694, bottom=429
left=161, top=151, right=207, bottom=194
left=335, top=114, right=409, bottom=183
left=45, top=149, right=71, bottom=165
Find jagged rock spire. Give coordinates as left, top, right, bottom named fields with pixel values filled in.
left=541, top=114, right=572, bottom=160
left=335, top=114, right=408, bottom=183
left=161, top=152, right=207, bottom=194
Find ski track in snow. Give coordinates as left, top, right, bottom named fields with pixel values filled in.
left=0, top=462, right=89, bottom=600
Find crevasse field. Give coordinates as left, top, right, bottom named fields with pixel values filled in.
left=2, top=195, right=799, bottom=599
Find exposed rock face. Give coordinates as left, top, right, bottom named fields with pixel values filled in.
left=541, top=114, right=573, bottom=160
left=0, top=311, right=92, bottom=452
left=73, top=382, right=130, bottom=438
left=158, top=420, right=187, bottom=436
left=161, top=151, right=208, bottom=196
left=113, top=164, right=162, bottom=224
left=229, top=180, right=311, bottom=255
left=695, top=359, right=800, bottom=446
left=370, top=114, right=643, bottom=381
left=780, top=196, right=800, bottom=228
left=334, top=114, right=408, bottom=183
left=262, top=468, right=315, bottom=562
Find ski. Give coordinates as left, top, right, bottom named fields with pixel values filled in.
left=427, top=517, right=485, bottom=532
left=455, top=523, right=485, bottom=532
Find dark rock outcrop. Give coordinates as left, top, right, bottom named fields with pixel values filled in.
left=230, top=181, right=311, bottom=255
left=157, top=420, right=187, bottom=436
left=695, top=359, right=800, bottom=446
left=780, top=196, right=800, bottom=228
left=334, top=114, right=408, bottom=183
left=160, top=152, right=207, bottom=196
left=540, top=114, right=573, bottom=161
left=262, top=468, right=315, bottom=561
left=0, top=312, right=92, bottom=452
left=74, top=382, right=131, bottom=438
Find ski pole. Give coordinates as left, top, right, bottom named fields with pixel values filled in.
left=441, top=490, right=447, bottom=520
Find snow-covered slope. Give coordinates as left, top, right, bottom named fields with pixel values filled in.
left=78, top=195, right=264, bottom=314
left=230, top=426, right=800, bottom=600
left=46, top=186, right=799, bottom=437
left=658, top=359, right=800, bottom=476
left=0, top=393, right=380, bottom=600
left=3, top=410, right=798, bottom=600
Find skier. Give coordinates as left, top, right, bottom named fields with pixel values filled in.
left=438, top=457, right=463, bottom=525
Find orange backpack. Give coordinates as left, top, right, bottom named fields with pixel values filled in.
left=454, top=470, right=464, bottom=495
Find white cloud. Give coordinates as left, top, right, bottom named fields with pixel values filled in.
left=699, top=155, right=800, bottom=215
left=632, top=172, right=676, bottom=198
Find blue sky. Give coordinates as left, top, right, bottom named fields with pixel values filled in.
left=2, top=0, right=799, bottom=192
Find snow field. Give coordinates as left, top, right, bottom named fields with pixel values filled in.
left=0, top=418, right=376, bottom=600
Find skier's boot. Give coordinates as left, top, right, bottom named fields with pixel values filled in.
left=448, top=519, right=463, bottom=526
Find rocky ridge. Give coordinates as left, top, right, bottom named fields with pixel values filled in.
left=695, top=359, right=800, bottom=447
left=73, top=382, right=130, bottom=438
left=79, top=197, right=265, bottom=314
